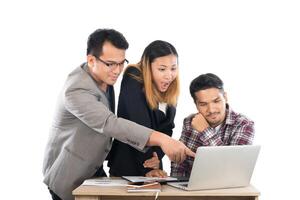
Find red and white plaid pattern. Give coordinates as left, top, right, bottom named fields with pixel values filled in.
left=171, top=105, right=254, bottom=177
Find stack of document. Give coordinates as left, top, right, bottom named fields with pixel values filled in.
left=82, top=178, right=128, bottom=186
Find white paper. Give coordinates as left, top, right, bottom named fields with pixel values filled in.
left=82, top=177, right=129, bottom=186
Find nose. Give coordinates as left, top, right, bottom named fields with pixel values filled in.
left=164, top=70, right=173, bottom=81
left=207, top=103, right=216, bottom=113
left=111, top=65, right=124, bottom=75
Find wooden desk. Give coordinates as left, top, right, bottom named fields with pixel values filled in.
left=73, top=180, right=260, bottom=200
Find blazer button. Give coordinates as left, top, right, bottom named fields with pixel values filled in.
left=95, top=166, right=100, bottom=170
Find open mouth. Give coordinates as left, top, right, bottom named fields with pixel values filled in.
left=161, top=82, right=170, bottom=90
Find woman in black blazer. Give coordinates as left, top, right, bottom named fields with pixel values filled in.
left=107, top=40, right=180, bottom=177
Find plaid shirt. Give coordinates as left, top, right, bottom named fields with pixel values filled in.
left=171, top=105, right=254, bottom=177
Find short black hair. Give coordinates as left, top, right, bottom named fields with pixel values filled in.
left=189, top=73, right=224, bottom=101
left=86, top=28, right=129, bottom=57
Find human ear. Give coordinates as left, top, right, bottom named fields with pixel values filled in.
left=87, top=55, right=96, bottom=67
left=223, top=92, right=228, bottom=103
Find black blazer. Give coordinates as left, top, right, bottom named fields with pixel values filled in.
left=107, top=67, right=176, bottom=176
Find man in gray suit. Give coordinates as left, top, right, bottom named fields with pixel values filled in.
left=43, top=29, right=195, bottom=200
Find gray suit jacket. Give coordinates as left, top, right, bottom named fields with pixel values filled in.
left=43, top=63, right=152, bottom=200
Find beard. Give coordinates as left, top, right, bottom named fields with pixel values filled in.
left=206, top=112, right=223, bottom=128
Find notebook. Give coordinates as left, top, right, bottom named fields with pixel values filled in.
left=122, top=176, right=179, bottom=183
left=127, top=182, right=161, bottom=192
left=168, top=145, right=260, bottom=190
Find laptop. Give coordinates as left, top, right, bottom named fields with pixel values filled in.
left=168, top=145, right=260, bottom=190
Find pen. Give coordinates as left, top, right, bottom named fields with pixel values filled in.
left=155, top=191, right=159, bottom=200
left=128, top=182, right=159, bottom=188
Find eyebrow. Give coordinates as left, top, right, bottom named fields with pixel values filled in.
left=105, top=59, right=126, bottom=63
left=198, top=96, right=220, bottom=104
left=159, top=64, right=177, bottom=67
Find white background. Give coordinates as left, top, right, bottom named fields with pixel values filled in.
left=0, top=0, right=299, bottom=199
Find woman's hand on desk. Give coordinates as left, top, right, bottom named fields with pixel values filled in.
left=145, top=169, right=167, bottom=178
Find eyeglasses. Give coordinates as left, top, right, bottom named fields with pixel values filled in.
left=94, top=56, right=128, bottom=69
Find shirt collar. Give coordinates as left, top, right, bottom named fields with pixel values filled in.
left=224, top=104, right=235, bottom=125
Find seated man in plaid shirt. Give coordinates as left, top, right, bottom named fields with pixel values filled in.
left=171, top=73, right=254, bottom=177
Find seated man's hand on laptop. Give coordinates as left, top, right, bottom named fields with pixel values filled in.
left=143, top=152, right=159, bottom=169
left=145, top=169, right=168, bottom=178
